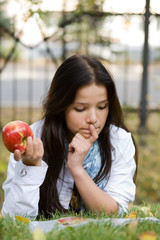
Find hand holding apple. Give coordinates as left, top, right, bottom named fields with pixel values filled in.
left=2, top=120, right=33, bottom=154
left=14, top=136, right=44, bottom=166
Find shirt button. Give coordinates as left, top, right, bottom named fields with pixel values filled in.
left=20, top=168, right=27, bottom=177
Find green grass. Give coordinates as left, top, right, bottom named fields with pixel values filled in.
left=0, top=206, right=160, bottom=240
left=124, top=111, right=160, bottom=204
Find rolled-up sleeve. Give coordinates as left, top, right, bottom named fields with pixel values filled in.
left=103, top=126, right=136, bottom=214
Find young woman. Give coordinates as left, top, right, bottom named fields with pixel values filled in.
left=2, top=55, right=138, bottom=219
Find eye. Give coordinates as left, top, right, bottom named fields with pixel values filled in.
left=74, top=108, right=85, bottom=112
left=98, top=104, right=108, bottom=110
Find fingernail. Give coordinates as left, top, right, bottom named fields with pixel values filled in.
left=27, top=136, right=32, bottom=142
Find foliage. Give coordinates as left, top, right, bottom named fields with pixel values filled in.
left=0, top=0, right=108, bottom=65
left=76, top=0, right=105, bottom=12
left=0, top=0, right=13, bottom=36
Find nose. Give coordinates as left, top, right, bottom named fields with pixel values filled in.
left=86, top=109, right=97, bottom=124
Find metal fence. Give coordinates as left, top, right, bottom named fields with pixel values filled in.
left=0, top=0, right=160, bottom=129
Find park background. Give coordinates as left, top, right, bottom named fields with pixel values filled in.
left=0, top=0, right=160, bottom=211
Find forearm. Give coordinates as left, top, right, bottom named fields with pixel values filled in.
left=73, top=168, right=118, bottom=214
left=2, top=180, right=40, bottom=218
left=2, top=160, right=48, bottom=219
left=67, top=130, right=118, bottom=214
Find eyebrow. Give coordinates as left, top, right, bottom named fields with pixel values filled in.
left=74, top=99, right=109, bottom=105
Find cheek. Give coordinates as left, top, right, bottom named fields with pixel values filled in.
left=65, top=112, right=82, bottom=131
left=101, top=109, right=108, bottom=120
left=100, top=110, right=108, bottom=126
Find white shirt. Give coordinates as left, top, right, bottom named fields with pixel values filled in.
left=1, top=120, right=136, bottom=218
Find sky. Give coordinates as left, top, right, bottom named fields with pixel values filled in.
left=6, top=0, right=160, bottom=47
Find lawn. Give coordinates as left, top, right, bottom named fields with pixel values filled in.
left=0, top=108, right=160, bottom=239
left=0, top=205, right=160, bottom=240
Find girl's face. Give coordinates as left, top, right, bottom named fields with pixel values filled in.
left=65, top=83, right=109, bottom=140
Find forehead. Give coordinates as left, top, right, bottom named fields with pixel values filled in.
left=74, top=83, right=108, bottom=102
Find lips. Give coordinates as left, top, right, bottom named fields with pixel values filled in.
left=81, top=128, right=90, bottom=131
left=80, top=127, right=99, bottom=132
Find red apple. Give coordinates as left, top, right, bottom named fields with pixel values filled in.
left=2, top=120, right=33, bottom=153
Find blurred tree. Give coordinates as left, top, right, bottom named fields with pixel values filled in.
left=0, top=0, right=60, bottom=69
left=76, top=0, right=105, bottom=12
left=1, top=0, right=157, bottom=129
left=0, top=0, right=18, bottom=72
left=59, top=0, right=106, bottom=60
left=0, top=0, right=12, bottom=36
left=139, top=0, right=150, bottom=129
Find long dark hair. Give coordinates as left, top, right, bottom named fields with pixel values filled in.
left=39, top=55, right=138, bottom=217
